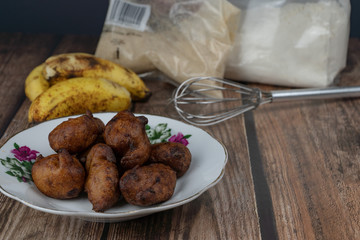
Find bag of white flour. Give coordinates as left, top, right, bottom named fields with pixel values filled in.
left=95, top=0, right=241, bottom=86
left=226, top=0, right=351, bottom=87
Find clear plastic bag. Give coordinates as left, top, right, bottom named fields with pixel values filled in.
left=95, top=0, right=241, bottom=85
left=226, top=0, right=351, bottom=87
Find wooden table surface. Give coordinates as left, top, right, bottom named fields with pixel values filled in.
left=0, top=33, right=359, bottom=240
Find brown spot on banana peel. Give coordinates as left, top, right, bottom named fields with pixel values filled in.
left=133, top=90, right=152, bottom=102
left=57, top=56, right=68, bottom=64
left=77, top=55, right=100, bottom=68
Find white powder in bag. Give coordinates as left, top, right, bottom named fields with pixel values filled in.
left=225, top=1, right=350, bottom=87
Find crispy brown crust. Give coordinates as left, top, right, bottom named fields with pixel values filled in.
left=149, top=142, right=191, bottom=177
left=120, top=163, right=176, bottom=206
left=85, top=143, right=120, bottom=212
left=48, top=111, right=105, bottom=154
left=104, top=111, right=151, bottom=170
left=31, top=149, right=85, bottom=199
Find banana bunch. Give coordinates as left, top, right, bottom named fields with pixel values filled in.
left=25, top=53, right=150, bottom=123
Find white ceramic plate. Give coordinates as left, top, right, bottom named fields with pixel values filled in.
left=0, top=113, right=228, bottom=222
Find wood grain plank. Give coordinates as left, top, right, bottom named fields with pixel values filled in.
left=251, top=40, right=360, bottom=240
left=244, top=111, right=278, bottom=240
left=0, top=34, right=104, bottom=240
left=0, top=33, right=60, bottom=137
left=48, top=34, right=100, bottom=55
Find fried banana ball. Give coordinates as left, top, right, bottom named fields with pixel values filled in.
left=120, top=163, right=176, bottom=206
left=48, top=110, right=105, bottom=154
left=85, top=143, right=121, bottom=212
left=149, top=142, right=191, bottom=177
left=31, top=149, right=85, bottom=199
left=104, top=111, right=151, bottom=170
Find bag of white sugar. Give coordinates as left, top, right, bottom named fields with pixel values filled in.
left=226, top=0, right=351, bottom=88
left=95, top=0, right=241, bottom=86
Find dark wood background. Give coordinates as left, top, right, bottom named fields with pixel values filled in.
left=0, top=0, right=359, bottom=37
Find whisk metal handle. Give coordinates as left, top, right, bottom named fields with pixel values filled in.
left=270, top=86, right=360, bottom=102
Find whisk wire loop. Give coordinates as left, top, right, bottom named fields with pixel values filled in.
left=173, top=77, right=262, bottom=126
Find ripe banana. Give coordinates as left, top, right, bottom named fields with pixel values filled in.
left=42, top=53, right=150, bottom=100
left=28, top=77, right=131, bottom=123
left=25, top=64, right=50, bottom=101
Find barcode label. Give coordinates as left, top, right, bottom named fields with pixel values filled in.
left=105, top=0, right=151, bottom=31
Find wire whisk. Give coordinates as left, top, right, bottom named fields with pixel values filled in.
left=173, top=77, right=360, bottom=126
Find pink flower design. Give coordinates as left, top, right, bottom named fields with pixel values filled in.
left=11, top=146, right=38, bottom=162
left=168, top=132, right=189, bottom=146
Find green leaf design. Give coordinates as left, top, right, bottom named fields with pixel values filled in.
left=21, top=161, right=32, bottom=167
left=14, top=143, right=19, bottom=149
left=11, top=164, right=24, bottom=172
left=1, top=158, right=14, bottom=168
left=10, top=169, right=23, bottom=177
left=146, top=123, right=173, bottom=144
left=10, top=158, right=22, bottom=166
left=21, top=161, right=34, bottom=172
left=5, top=170, right=15, bottom=176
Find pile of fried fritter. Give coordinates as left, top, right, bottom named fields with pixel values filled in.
left=31, top=110, right=191, bottom=212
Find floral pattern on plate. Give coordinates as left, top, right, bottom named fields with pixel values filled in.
left=0, top=143, right=38, bottom=183
left=146, top=123, right=191, bottom=145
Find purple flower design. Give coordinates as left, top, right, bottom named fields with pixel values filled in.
left=168, top=132, right=190, bottom=146
left=11, top=145, right=39, bottom=162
